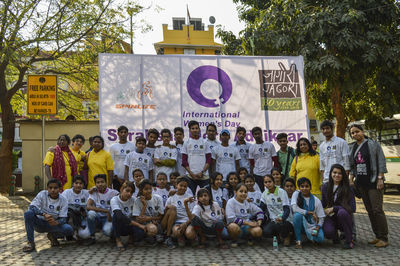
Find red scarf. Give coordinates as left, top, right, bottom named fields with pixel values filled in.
left=52, top=145, right=78, bottom=189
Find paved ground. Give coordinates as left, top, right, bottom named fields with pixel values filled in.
left=1, top=192, right=400, bottom=266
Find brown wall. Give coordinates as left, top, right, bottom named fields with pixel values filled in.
left=19, top=120, right=99, bottom=192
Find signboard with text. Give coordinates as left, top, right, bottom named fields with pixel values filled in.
left=27, top=75, right=58, bottom=115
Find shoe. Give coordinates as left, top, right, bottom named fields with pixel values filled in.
left=375, top=240, right=389, bottom=248
left=47, top=233, right=60, bottom=247
left=283, top=236, right=291, bottom=246
left=22, top=242, right=36, bottom=253
left=247, top=240, right=254, bottom=246
left=177, top=237, right=185, bottom=247
left=231, top=241, right=238, bottom=248
left=295, top=241, right=302, bottom=249
left=156, top=234, right=164, bottom=244
left=342, top=242, right=354, bottom=249
left=164, top=237, right=176, bottom=249
left=368, top=238, right=379, bottom=245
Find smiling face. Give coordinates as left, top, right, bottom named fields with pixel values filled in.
left=95, top=177, right=107, bottom=193
left=133, top=170, right=144, bottom=186
left=206, top=126, right=217, bottom=140
left=92, top=137, right=103, bottom=151
left=136, top=141, right=146, bottom=153
left=228, top=174, right=239, bottom=188
left=350, top=126, right=364, bottom=142
left=213, top=174, right=223, bottom=189
left=321, top=126, right=333, bottom=139
left=284, top=181, right=295, bottom=198
left=235, top=185, right=248, bottom=202
left=72, top=138, right=83, bottom=151
left=239, top=170, right=247, bottom=182
left=120, top=186, right=133, bottom=201
left=176, top=181, right=188, bottom=195
left=72, top=179, right=84, bottom=193
left=142, top=184, right=153, bottom=200
left=299, top=140, right=309, bottom=153
left=189, top=124, right=200, bottom=138
left=198, top=191, right=210, bottom=206
left=264, top=176, right=275, bottom=191
left=331, top=167, right=343, bottom=185
left=271, top=170, right=282, bottom=186
left=169, top=175, right=177, bottom=187
left=299, top=182, right=311, bottom=197
left=245, top=178, right=255, bottom=191
left=157, top=174, right=167, bottom=189
left=57, top=136, right=68, bottom=148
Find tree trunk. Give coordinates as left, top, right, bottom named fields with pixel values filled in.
left=331, top=86, right=347, bottom=138
left=0, top=97, right=15, bottom=192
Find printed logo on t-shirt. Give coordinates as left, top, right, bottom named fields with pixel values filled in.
left=249, top=198, right=254, bottom=202
left=121, top=149, right=125, bottom=154
left=194, top=144, right=199, bottom=149
left=49, top=205, right=54, bottom=209
left=74, top=199, right=80, bottom=203
left=258, top=148, right=263, bottom=152
left=211, top=211, right=216, bottom=217
left=240, top=209, right=245, bottom=214
left=144, top=159, right=148, bottom=163
left=148, top=206, right=153, bottom=212
left=100, top=200, right=106, bottom=205
left=208, top=145, right=213, bottom=150
left=162, top=195, right=168, bottom=200
left=200, top=145, right=204, bottom=149
left=229, top=153, right=233, bottom=158
left=224, top=152, right=228, bottom=157
left=333, top=145, right=336, bottom=150
left=56, top=206, right=60, bottom=211
left=177, top=148, right=180, bottom=152
left=138, top=157, right=143, bottom=161
left=327, top=146, right=331, bottom=151
left=256, top=199, right=260, bottom=204
left=277, top=197, right=281, bottom=202
left=164, top=152, right=168, bottom=156
left=147, top=153, right=152, bottom=157
left=124, top=207, right=129, bottom=212
left=240, top=149, right=244, bottom=153
left=81, top=198, right=86, bottom=203
left=264, top=148, right=268, bottom=152
left=246, top=209, right=250, bottom=214
left=177, top=201, right=182, bottom=206
left=126, top=150, right=131, bottom=154
left=155, top=206, right=160, bottom=210
left=216, top=196, right=220, bottom=201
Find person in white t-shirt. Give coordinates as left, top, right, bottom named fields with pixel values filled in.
left=244, top=175, right=262, bottom=207
left=211, top=129, right=241, bottom=181
left=181, top=120, right=212, bottom=194
left=132, top=169, right=144, bottom=199
left=249, top=126, right=279, bottom=192
left=232, top=126, right=251, bottom=172
left=292, top=177, right=325, bottom=249
left=153, top=172, right=171, bottom=206
left=174, top=127, right=186, bottom=175
left=111, top=181, right=145, bottom=250
left=23, top=179, right=73, bottom=252
left=109, top=126, right=135, bottom=191
left=205, top=123, right=220, bottom=152
left=205, top=172, right=226, bottom=208
left=86, top=174, right=119, bottom=245
left=185, top=188, right=228, bottom=249
left=154, top=129, right=177, bottom=181
left=124, top=137, right=154, bottom=183
left=238, top=167, right=261, bottom=192
left=144, top=128, right=159, bottom=181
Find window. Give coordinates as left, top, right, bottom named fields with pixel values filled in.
left=184, top=49, right=195, bottom=55
left=172, top=18, right=185, bottom=30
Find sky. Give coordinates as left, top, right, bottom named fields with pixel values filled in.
left=132, top=0, right=245, bottom=54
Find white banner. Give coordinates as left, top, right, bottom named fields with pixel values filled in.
left=99, top=54, right=309, bottom=148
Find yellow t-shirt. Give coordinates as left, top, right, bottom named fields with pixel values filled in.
left=289, top=153, right=321, bottom=195
left=71, top=149, right=84, bottom=174
left=43, top=148, right=80, bottom=190
left=87, top=149, right=114, bottom=188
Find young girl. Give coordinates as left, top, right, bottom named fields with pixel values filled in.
left=291, top=177, right=325, bottom=248
left=23, top=179, right=73, bottom=252
left=86, top=174, right=119, bottom=245
left=271, top=168, right=283, bottom=187
left=245, top=175, right=262, bottom=207
left=206, top=172, right=225, bottom=208
left=322, top=164, right=356, bottom=249
left=169, top=172, right=180, bottom=189
left=185, top=188, right=228, bottom=249
left=223, top=172, right=240, bottom=203
left=132, top=169, right=144, bottom=198
left=62, top=175, right=90, bottom=240
left=133, top=179, right=165, bottom=245
left=164, top=177, right=196, bottom=248
left=111, top=181, right=145, bottom=250
left=238, top=167, right=261, bottom=192
left=282, top=178, right=296, bottom=224
left=153, top=172, right=170, bottom=206
left=226, top=183, right=263, bottom=247
left=260, top=175, right=293, bottom=246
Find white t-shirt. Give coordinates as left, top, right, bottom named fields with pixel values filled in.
left=232, top=142, right=251, bottom=172
left=144, top=147, right=156, bottom=161
left=206, top=139, right=220, bottom=152
left=319, top=136, right=350, bottom=183
left=247, top=190, right=263, bottom=207
left=132, top=194, right=164, bottom=219
left=88, top=188, right=119, bottom=217
left=223, top=188, right=234, bottom=201
left=62, top=188, right=90, bottom=210
left=153, top=187, right=170, bottom=206
left=110, top=195, right=135, bottom=217
left=211, top=187, right=225, bottom=208
left=133, top=183, right=140, bottom=199
left=124, top=151, right=154, bottom=181
left=212, top=144, right=241, bottom=181
left=260, top=187, right=290, bottom=220
left=30, top=190, right=69, bottom=219
left=249, top=141, right=277, bottom=176
left=192, top=202, right=224, bottom=227
left=291, top=190, right=325, bottom=226
left=165, top=191, right=194, bottom=223
left=154, top=145, right=178, bottom=181
left=181, top=138, right=211, bottom=176
left=175, top=142, right=186, bottom=175
left=109, top=142, right=135, bottom=179
left=226, top=197, right=263, bottom=224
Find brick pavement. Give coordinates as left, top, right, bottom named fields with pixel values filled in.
left=0, top=193, right=399, bottom=266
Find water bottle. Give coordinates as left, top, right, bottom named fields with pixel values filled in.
left=273, top=236, right=278, bottom=251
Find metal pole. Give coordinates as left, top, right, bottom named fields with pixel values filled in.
left=130, top=14, right=133, bottom=54
left=42, top=115, right=46, bottom=189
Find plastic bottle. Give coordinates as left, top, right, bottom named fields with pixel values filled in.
left=273, top=236, right=278, bottom=251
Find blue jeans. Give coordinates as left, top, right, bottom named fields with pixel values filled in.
left=87, top=210, right=113, bottom=237
left=112, top=214, right=145, bottom=240
left=293, top=212, right=324, bottom=243
left=24, top=210, right=73, bottom=243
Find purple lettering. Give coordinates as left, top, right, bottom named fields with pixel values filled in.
left=107, top=129, right=118, bottom=141
left=268, top=131, right=277, bottom=142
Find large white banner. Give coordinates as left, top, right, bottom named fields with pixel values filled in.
left=99, top=54, right=310, bottom=148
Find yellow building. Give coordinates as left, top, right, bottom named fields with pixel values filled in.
left=154, top=17, right=222, bottom=55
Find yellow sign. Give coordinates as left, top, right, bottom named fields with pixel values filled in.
left=27, top=75, right=58, bottom=115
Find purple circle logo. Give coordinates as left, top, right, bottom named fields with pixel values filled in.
left=187, top=65, right=232, bottom=107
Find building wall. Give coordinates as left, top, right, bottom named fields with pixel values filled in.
left=20, top=120, right=99, bottom=192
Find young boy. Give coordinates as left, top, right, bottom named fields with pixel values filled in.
left=181, top=120, right=212, bottom=194
left=86, top=174, right=119, bottom=245
left=132, top=168, right=145, bottom=198
left=212, top=129, right=241, bottom=181
left=154, top=129, right=177, bottom=181
left=249, top=126, right=278, bottom=192
left=153, top=172, right=170, bottom=206
left=109, top=125, right=135, bottom=191
left=62, top=175, right=90, bottom=240
left=174, top=127, right=186, bottom=175
left=23, top=179, right=73, bottom=252
left=232, top=126, right=251, bottom=173
left=124, top=137, right=154, bottom=183
left=205, top=124, right=220, bottom=152
left=276, top=133, right=296, bottom=180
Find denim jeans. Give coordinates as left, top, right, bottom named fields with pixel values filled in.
left=24, top=210, right=73, bottom=242
left=87, top=210, right=113, bottom=237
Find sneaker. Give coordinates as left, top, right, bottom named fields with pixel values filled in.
left=375, top=240, right=389, bottom=248
left=47, top=233, right=60, bottom=247
left=368, top=238, right=379, bottom=245
left=164, top=237, right=176, bottom=249
left=343, top=242, right=354, bottom=249
left=156, top=234, right=164, bottom=244
left=177, top=237, right=186, bottom=247
left=231, top=241, right=238, bottom=248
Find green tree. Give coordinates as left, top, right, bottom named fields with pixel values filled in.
left=0, top=0, right=146, bottom=191
left=218, top=0, right=400, bottom=136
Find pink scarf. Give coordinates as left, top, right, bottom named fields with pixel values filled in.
left=52, top=145, right=78, bottom=189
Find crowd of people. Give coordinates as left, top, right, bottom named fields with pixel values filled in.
left=22, top=120, right=389, bottom=252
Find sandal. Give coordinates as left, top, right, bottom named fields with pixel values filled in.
left=218, top=243, right=229, bottom=249
left=22, top=242, right=36, bottom=253
left=295, top=241, right=302, bottom=249
left=116, top=243, right=126, bottom=251
left=47, top=233, right=60, bottom=247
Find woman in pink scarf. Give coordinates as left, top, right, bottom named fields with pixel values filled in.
left=44, top=134, right=78, bottom=191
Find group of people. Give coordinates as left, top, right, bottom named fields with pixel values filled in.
left=22, top=120, right=389, bottom=252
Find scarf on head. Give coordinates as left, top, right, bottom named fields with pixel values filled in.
left=301, top=193, right=315, bottom=224
left=52, top=145, right=78, bottom=189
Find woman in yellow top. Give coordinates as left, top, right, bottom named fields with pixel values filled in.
left=86, top=135, right=114, bottom=188
left=43, top=134, right=79, bottom=191
left=71, top=134, right=86, bottom=175
left=289, top=137, right=322, bottom=196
